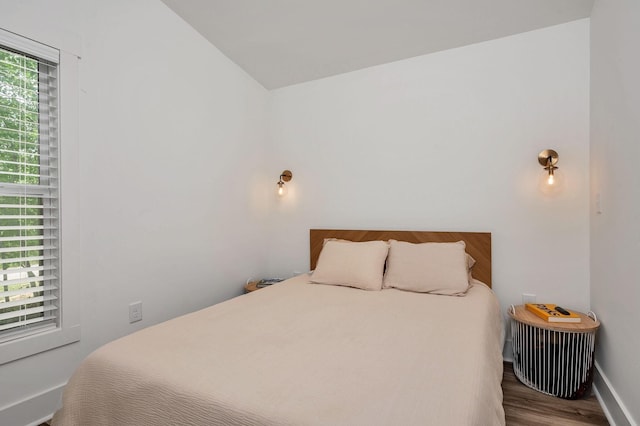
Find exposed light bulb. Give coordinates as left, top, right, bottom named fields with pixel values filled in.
left=538, top=150, right=561, bottom=195
left=276, top=170, right=292, bottom=198
left=539, top=167, right=563, bottom=195
left=277, top=181, right=287, bottom=197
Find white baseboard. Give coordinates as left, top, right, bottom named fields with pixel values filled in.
left=0, top=383, right=65, bottom=426
left=593, top=362, right=637, bottom=426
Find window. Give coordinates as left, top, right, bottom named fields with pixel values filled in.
left=0, top=36, right=59, bottom=342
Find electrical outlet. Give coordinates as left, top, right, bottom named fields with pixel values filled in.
left=522, top=293, right=536, bottom=304
left=129, top=301, right=142, bottom=323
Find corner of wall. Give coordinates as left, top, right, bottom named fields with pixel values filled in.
left=593, top=362, right=637, bottom=426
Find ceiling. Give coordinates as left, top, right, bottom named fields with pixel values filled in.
left=160, top=0, right=594, bottom=89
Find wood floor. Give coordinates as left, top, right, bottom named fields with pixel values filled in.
left=503, top=362, right=609, bottom=425
left=42, top=363, right=608, bottom=426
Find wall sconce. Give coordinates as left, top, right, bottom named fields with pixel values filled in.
left=538, top=150, right=559, bottom=186
left=277, top=170, right=292, bottom=197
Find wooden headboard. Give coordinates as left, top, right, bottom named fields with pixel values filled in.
left=310, top=229, right=492, bottom=287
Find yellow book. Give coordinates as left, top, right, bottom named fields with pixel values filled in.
left=525, top=303, right=581, bottom=323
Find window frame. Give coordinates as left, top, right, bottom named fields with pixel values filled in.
left=0, top=28, right=80, bottom=365
left=0, top=40, right=59, bottom=340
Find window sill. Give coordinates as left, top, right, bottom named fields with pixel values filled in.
left=0, top=324, right=80, bottom=365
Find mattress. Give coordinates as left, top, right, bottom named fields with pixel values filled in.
left=52, top=274, right=505, bottom=425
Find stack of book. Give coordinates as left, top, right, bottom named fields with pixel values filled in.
left=256, top=278, right=284, bottom=288
left=525, top=303, right=581, bottom=323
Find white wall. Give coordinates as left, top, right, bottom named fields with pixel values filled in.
left=0, top=1, right=269, bottom=424
left=267, top=20, right=591, bottom=330
left=591, top=0, right=640, bottom=424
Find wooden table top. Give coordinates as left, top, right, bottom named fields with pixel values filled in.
left=244, top=281, right=261, bottom=293
left=509, top=305, right=600, bottom=332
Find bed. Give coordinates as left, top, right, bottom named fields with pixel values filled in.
left=52, top=229, right=505, bottom=425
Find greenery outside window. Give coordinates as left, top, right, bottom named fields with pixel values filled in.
left=0, top=40, right=59, bottom=342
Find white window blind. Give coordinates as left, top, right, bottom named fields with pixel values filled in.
left=0, top=36, right=60, bottom=341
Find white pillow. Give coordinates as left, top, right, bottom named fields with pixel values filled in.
left=383, top=240, right=470, bottom=295
left=310, top=240, right=389, bottom=291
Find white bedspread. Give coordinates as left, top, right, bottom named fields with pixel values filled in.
left=53, top=274, right=505, bottom=425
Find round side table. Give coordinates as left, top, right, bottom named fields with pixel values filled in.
left=508, top=305, right=600, bottom=399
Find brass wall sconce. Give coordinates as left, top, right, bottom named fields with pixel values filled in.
left=538, top=150, right=559, bottom=186
left=277, top=170, right=292, bottom=197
